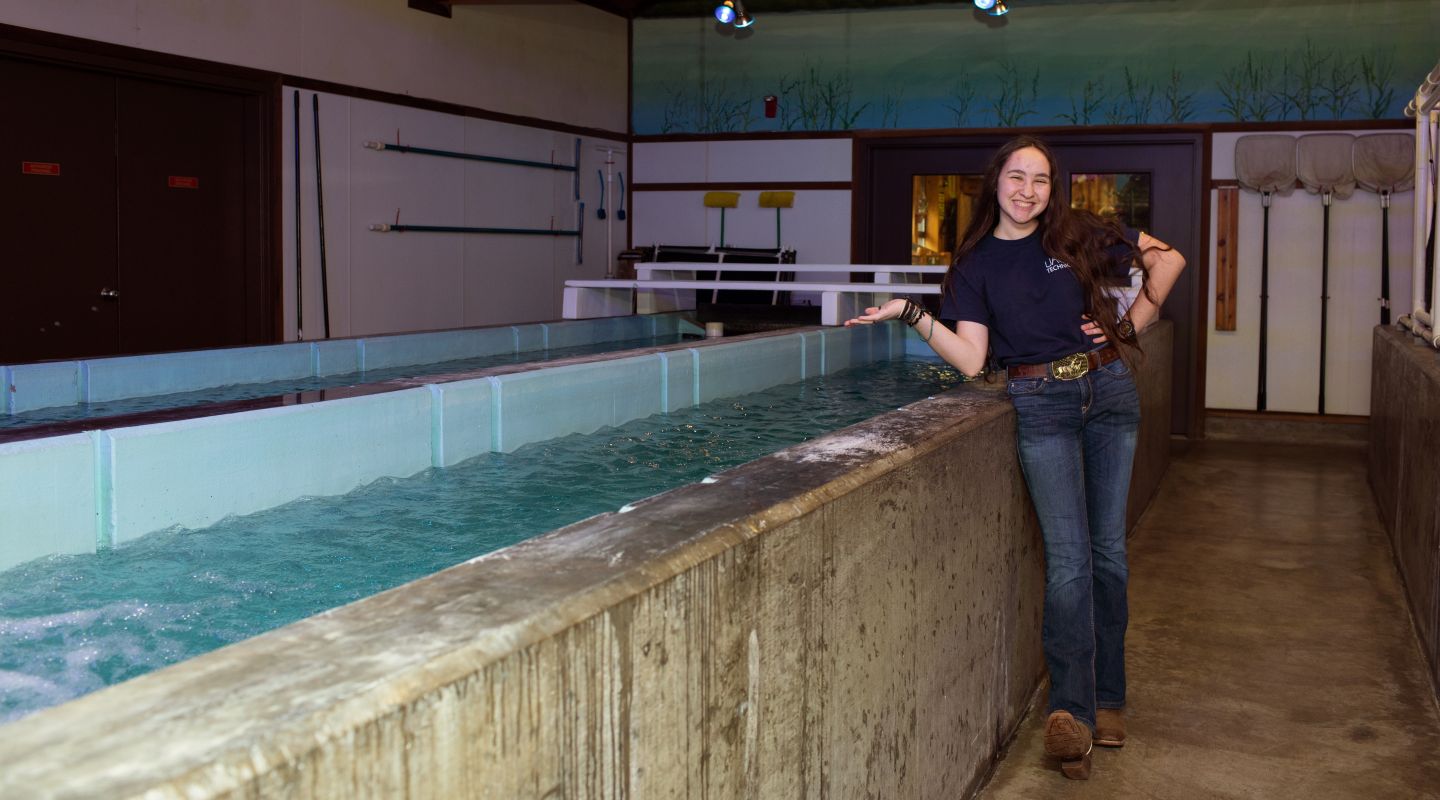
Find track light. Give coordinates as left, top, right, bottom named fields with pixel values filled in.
left=714, top=0, right=755, bottom=28
left=973, top=0, right=1008, bottom=15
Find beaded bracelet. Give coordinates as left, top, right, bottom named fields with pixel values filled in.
left=900, top=299, right=924, bottom=326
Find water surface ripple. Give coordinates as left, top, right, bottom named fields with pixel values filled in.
left=0, top=358, right=961, bottom=722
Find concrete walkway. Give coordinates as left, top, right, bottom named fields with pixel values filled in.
left=979, top=439, right=1440, bottom=799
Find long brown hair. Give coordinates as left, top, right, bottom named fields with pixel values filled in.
left=942, top=135, right=1164, bottom=361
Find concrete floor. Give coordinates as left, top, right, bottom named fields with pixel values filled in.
left=978, top=439, right=1440, bottom=799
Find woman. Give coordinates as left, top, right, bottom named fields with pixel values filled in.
left=846, top=136, right=1185, bottom=780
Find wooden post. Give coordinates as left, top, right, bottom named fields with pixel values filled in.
left=1215, top=186, right=1240, bottom=332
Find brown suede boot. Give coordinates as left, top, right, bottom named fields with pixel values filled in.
left=1095, top=708, right=1126, bottom=747
left=1043, top=710, right=1093, bottom=780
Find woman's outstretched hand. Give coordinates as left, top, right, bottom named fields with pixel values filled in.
left=1081, top=315, right=1106, bottom=343
left=844, top=297, right=908, bottom=327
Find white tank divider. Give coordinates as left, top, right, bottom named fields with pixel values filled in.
left=0, top=434, right=97, bottom=569
left=78, top=361, right=92, bottom=403
left=427, top=384, right=445, bottom=469
left=489, top=375, right=506, bottom=454
left=489, top=356, right=666, bottom=454
left=85, top=346, right=309, bottom=404
left=514, top=322, right=546, bottom=352
left=432, top=377, right=497, bottom=467
left=0, top=323, right=896, bottom=571
left=92, top=430, right=115, bottom=550
left=657, top=351, right=672, bottom=412
left=1, top=314, right=701, bottom=416
left=656, top=348, right=696, bottom=412
left=313, top=339, right=361, bottom=377
left=104, top=389, right=434, bottom=545
left=6, top=362, right=80, bottom=414
left=690, top=335, right=805, bottom=404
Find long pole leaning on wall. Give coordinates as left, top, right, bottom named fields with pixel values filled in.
left=1402, top=60, right=1440, bottom=348
left=293, top=90, right=305, bottom=341
left=313, top=94, right=331, bottom=339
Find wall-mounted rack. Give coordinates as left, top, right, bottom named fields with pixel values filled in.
left=362, top=140, right=578, bottom=173
left=368, top=223, right=578, bottom=236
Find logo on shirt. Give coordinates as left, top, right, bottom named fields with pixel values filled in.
left=1044, top=257, right=1072, bottom=274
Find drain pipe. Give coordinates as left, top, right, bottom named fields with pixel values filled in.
left=1405, top=64, right=1440, bottom=345
left=1398, top=310, right=1440, bottom=349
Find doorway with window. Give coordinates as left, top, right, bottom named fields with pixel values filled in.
left=856, top=132, right=1203, bottom=436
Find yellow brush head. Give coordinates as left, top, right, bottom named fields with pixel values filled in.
left=758, top=191, right=795, bottom=209
left=703, top=191, right=740, bottom=208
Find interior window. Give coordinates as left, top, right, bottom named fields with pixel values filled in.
left=1070, top=172, right=1152, bottom=232
left=911, top=175, right=983, bottom=266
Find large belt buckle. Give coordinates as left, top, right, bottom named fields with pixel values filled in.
left=1051, top=352, right=1089, bottom=381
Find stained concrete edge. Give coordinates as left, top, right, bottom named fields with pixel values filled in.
left=0, top=387, right=1033, bottom=798
left=1368, top=324, right=1440, bottom=706
left=0, top=324, right=1172, bottom=798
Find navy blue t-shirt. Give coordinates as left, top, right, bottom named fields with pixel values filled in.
left=940, top=227, right=1139, bottom=367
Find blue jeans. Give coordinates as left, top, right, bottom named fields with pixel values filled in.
left=1006, top=354, right=1140, bottom=731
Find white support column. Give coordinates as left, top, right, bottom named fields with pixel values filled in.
left=563, top=287, right=633, bottom=319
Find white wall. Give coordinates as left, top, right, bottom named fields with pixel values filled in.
left=0, top=0, right=627, bottom=133
left=632, top=139, right=853, bottom=307
left=1207, top=131, right=1415, bottom=417
left=283, top=89, right=626, bottom=338
left=3, top=0, right=630, bottom=338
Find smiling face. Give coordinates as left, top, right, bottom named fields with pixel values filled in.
left=994, top=146, right=1052, bottom=239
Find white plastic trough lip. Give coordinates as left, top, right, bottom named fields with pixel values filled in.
left=1, top=314, right=694, bottom=418
left=0, top=322, right=908, bottom=573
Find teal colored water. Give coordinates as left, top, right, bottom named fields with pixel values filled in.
left=0, top=334, right=691, bottom=430
left=0, top=357, right=962, bottom=723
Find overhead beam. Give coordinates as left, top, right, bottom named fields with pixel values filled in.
left=444, top=0, right=642, bottom=17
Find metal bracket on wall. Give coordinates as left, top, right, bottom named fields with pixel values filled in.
left=368, top=223, right=579, bottom=236
left=361, top=141, right=578, bottom=173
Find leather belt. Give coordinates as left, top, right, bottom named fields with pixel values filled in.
left=1007, top=346, right=1121, bottom=381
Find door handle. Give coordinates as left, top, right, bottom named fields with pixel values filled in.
left=99, top=288, right=120, bottom=299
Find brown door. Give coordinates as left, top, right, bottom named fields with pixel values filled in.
left=0, top=58, right=120, bottom=362
left=116, top=78, right=249, bottom=354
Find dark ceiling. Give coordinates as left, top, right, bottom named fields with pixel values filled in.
left=445, top=0, right=979, bottom=20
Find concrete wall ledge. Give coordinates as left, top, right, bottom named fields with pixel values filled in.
left=1368, top=325, right=1440, bottom=701
left=0, top=387, right=1045, bottom=799
left=0, top=322, right=1173, bottom=799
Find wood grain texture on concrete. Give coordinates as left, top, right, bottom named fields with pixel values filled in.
left=0, top=324, right=1175, bottom=799
left=980, top=437, right=1440, bottom=799
left=1369, top=325, right=1440, bottom=702
left=1128, top=322, right=1173, bottom=532
left=0, top=386, right=1043, bottom=799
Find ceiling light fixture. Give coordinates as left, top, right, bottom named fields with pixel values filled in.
left=973, top=0, right=1008, bottom=15
left=714, top=0, right=755, bottom=28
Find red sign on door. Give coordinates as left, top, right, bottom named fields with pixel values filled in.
left=22, top=162, right=61, bottom=176
left=168, top=176, right=199, bottom=189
